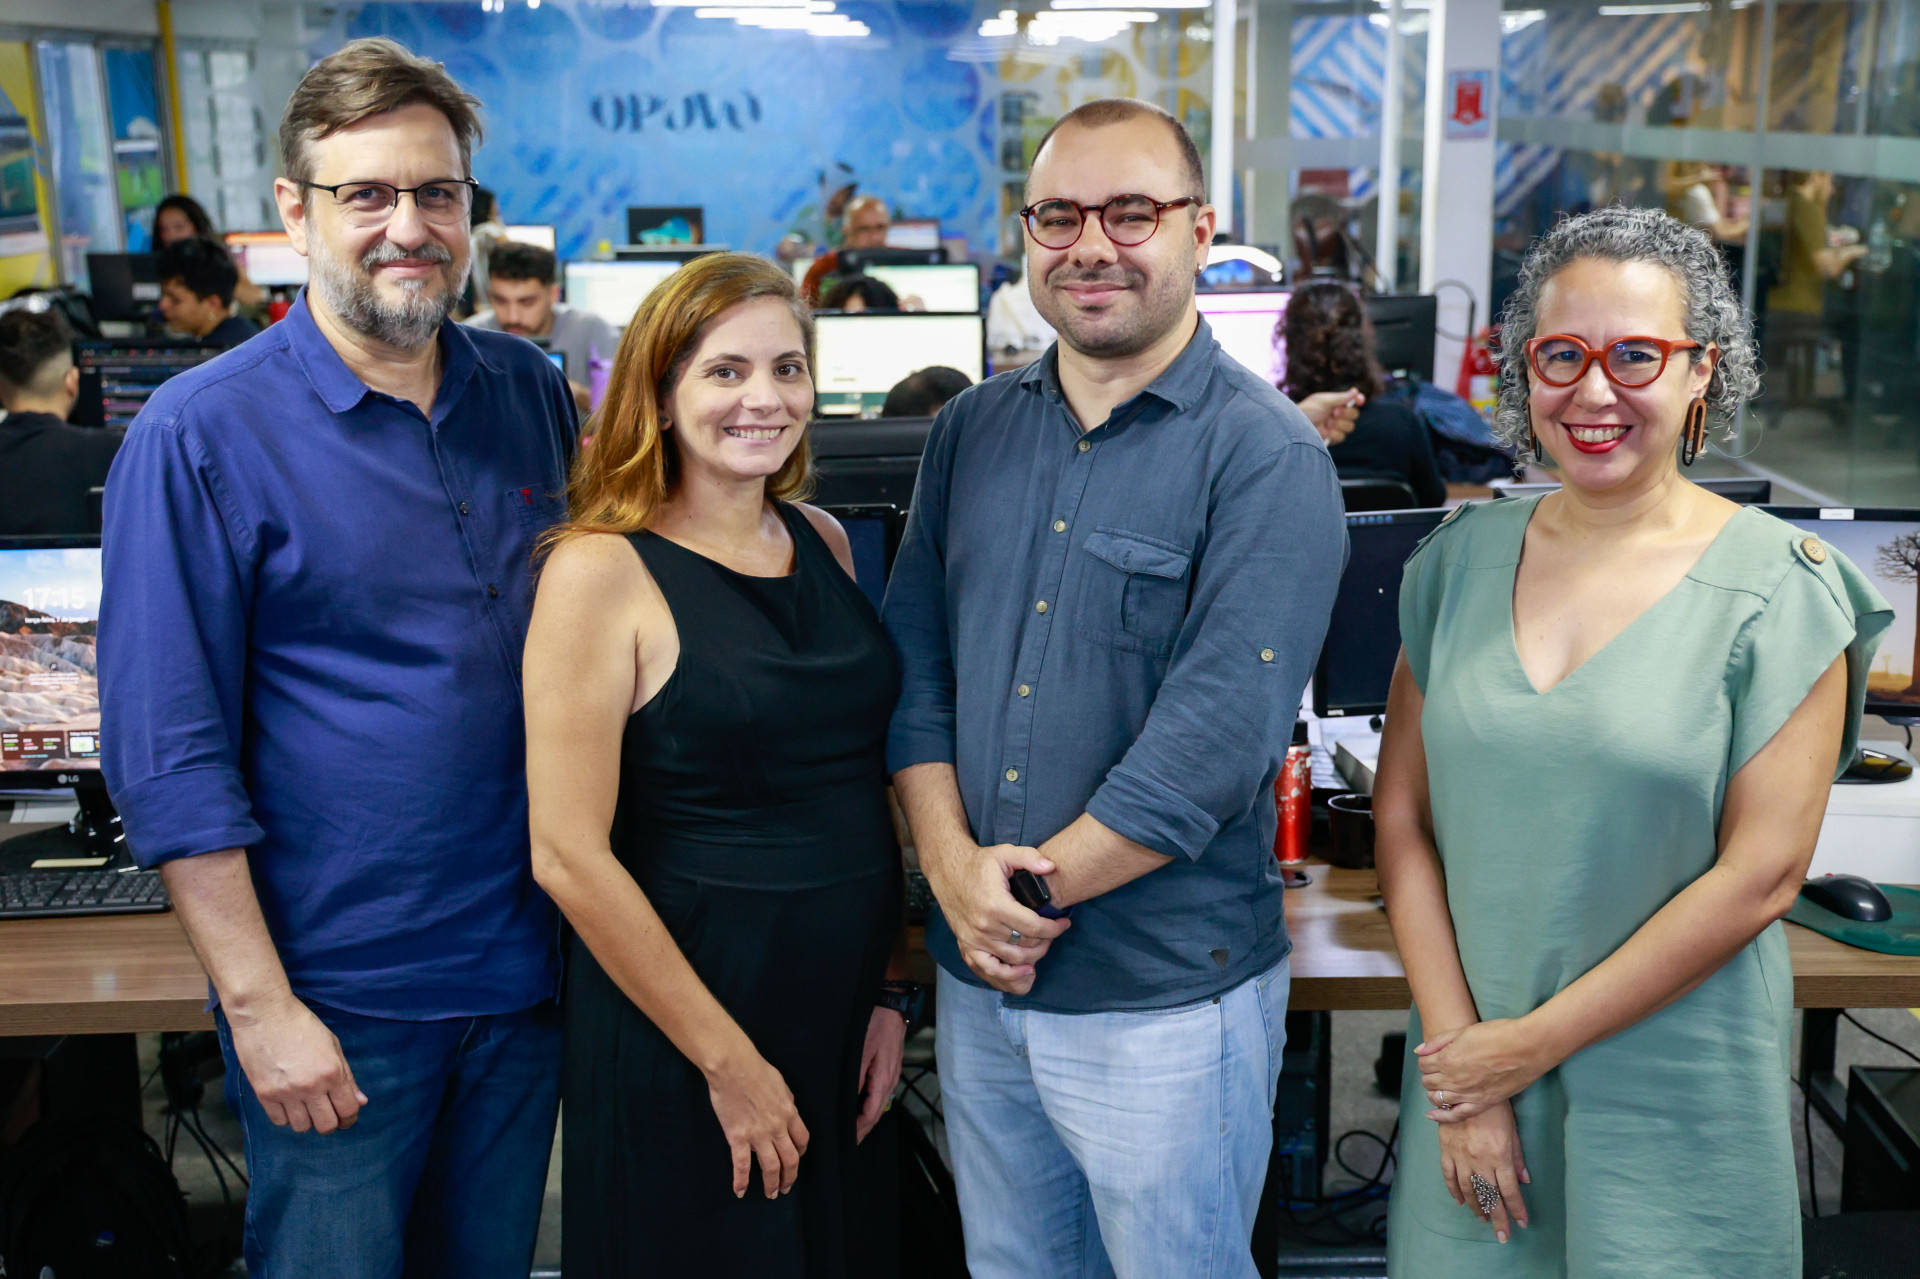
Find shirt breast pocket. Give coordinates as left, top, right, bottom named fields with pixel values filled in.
left=505, top=485, right=566, bottom=537
left=1074, top=528, right=1192, bottom=656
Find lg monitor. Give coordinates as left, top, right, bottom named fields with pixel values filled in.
left=812, top=314, right=985, bottom=417
left=563, top=260, right=678, bottom=329
left=1761, top=507, right=1920, bottom=725
left=1313, top=506, right=1452, bottom=718
left=1196, top=290, right=1289, bottom=387
left=626, top=205, right=703, bottom=246
left=502, top=224, right=556, bottom=250
left=861, top=263, right=981, bottom=314
left=0, top=536, right=102, bottom=783
left=1366, top=294, right=1439, bottom=383
left=70, top=341, right=220, bottom=429
left=1495, top=477, right=1772, bottom=505
left=223, top=231, right=309, bottom=287
left=885, top=219, right=941, bottom=251
left=86, top=253, right=160, bottom=323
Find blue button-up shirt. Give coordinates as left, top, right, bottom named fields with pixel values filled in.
left=884, top=318, right=1347, bottom=1012
left=100, top=294, right=576, bottom=1020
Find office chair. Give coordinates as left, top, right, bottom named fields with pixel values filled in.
left=1338, top=477, right=1421, bottom=513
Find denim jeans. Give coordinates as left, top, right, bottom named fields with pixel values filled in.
left=214, top=998, right=561, bottom=1279
left=935, top=959, right=1289, bottom=1279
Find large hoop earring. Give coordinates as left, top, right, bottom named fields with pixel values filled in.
left=1681, top=398, right=1708, bottom=466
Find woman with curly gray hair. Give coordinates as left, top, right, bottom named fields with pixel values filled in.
left=1371, top=206, right=1892, bottom=1277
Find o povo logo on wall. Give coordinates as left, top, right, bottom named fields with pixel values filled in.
left=590, top=90, right=764, bottom=133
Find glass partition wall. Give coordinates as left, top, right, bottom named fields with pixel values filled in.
left=1501, top=0, right=1920, bottom=506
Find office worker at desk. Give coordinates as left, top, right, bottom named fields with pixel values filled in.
left=99, top=39, right=575, bottom=1279
left=155, top=193, right=266, bottom=312
left=886, top=99, right=1345, bottom=1279
left=466, top=239, right=617, bottom=415
left=1281, top=281, right=1444, bottom=507
left=524, top=252, right=906, bottom=1276
left=1372, top=207, right=1891, bottom=1277
left=801, top=193, right=891, bottom=305
left=0, top=306, right=122, bottom=536
left=156, top=237, right=262, bottom=348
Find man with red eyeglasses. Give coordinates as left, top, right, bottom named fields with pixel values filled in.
left=885, top=99, right=1347, bottom=1278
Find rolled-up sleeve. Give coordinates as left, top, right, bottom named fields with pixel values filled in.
left=99, top=418, right=264, bottom=867
left=1087, top=440, right=1346, bottom=859
left=882, top=406, right=960, bottom=774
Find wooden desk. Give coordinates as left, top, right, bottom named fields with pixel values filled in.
left=1283, top=863, right=1920, bottom=1011
left=0, top=911, right=211, bottom=1035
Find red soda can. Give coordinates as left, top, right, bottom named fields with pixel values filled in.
left=1275, top=720, right=1311, bottom=866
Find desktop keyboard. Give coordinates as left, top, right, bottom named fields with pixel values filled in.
left=0, top=868, right=170, bottom=919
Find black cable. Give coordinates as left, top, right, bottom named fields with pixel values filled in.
left=183, top=1107, right=249, bottom=1187
left=177, top=1111, right=231, bottom=1206
left=1842, top=1011, right=1920, bottom=1067
left=1792, top=1074, right=1821, bottom=1218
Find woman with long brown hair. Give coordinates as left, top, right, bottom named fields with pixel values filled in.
left=522, top=252, right=907, bottom=1276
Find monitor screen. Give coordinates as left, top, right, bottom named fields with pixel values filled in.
left=545, top=349, right=567, bottom=377
left=563, top=260, right=678, bottom=328
left=503, top=224, right=556, bottom=250
left=1197, top=291, right=1289, bottom=388
left=817, top=505, right=904, bottom=610
left=1314, top=506, right=1452, bottom=718
left=1762, top=507, right=1920, bottom=721
left=0, top=540, right=101, bottom=778
left=1366, top=294, right=1439, bottom=383
left=223, top=231, right=309, bottom=287
left=863, top=263, right=980, bottom=314
left=72, top=342, right=220, bottom=430
left=886, top=219, right=941, bottom=251
left=813, top=314, right=985, bottom=417
left=627, top=206, right=703, bottom=246
left=86, top=253, right=160, bottom=322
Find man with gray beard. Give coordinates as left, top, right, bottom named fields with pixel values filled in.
left=98, top=38, right=574, bottom=1278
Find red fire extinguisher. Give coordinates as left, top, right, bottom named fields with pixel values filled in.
left=1456, top=325, right=1499, bottom=421
left=1274, top=720, right=1312, bottom=887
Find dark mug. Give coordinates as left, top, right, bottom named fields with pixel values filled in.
left=1326, top=793, right=1375, bottom=870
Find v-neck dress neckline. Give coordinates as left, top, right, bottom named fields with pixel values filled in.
left=1505, top=496, right=1753, bottom=697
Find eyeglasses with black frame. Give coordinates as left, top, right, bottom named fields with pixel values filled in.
left=1525, top=333, right=1703, bottom=389
left=1019, top=194, right=1203, bottom=251
left=300, top=178, right=480, bottom=228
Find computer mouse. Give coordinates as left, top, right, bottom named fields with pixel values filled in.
left=1800, top=874, right=1894, bottom=924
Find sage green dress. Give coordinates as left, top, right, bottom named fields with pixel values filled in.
left=1385, top=496, right=1892, bottom=1279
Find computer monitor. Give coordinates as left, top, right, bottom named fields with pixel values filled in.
left=563, top=260, right=678, bottom=329
left=837, top=247, right=948, bottom=273
left=809, top=417, right=934, bottom=508
left=1196, top=290, right=1289, bottom=387
left=1366, top=294, right=1438, bottom=383
left=1313, top=506, right=1452, bottom=718
left=626, top=206, right=703, bottom=246
left=70, top=341, right=220, bottom=429
left=885, top=219, right=941, bottom=251
left=816, top=504, right=908, bottom=610
left=862, top=263, right=981, bottom=314
left=544, top=349, right=567, bottom=377
left=613, top=245, right=721, bottom=264
left=0, top=536, right=101, bottom=784
left=502, top=224, right=556, bottom=251
left=1762, top=507, right=1920, bottom=724
left=1494, top=477, right=1773, bottom=505
left=812, top=314, right=985, bottom=417
left=223, top=231, right=309, bottom=287
left=86, top=253, right=160, bottom=322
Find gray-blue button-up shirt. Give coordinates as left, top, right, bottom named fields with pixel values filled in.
left=883, top=317, right=1348, bottom=1012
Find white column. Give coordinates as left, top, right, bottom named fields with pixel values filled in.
left=1374, top=0, right=1404, bottom=291
left=1245, top=0, right=1293, bottom=247
left=1418, top=0, right=1500, bottom=386
left=1210, top=0, right=1239, bottom=233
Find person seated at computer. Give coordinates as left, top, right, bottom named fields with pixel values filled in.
left=157, top=238, right=261, bottom=349
left=818, top=274, right=899, bottom=314
left=0, top=305, right=122, bottom=535
left=466, top=241, right=617, bottom=416
left=881, top=365, right=971, bottom=417
left=153, top=194, right=266, bottom=311
left=1372, top=206, right=1891, bottom=1279
left=523, top=251, right=908, bottom=1276
left=801, top=194, right=890, bottom=305
left=1280, top=281, right=1444, bottom=507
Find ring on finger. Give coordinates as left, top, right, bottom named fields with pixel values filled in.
left=1469, top=1172, right=1501, bottom=1216
left=1009, top=929, right=1022, bottom=944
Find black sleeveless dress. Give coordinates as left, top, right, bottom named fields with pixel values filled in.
left=562, top=503, right=902, bottom=1278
